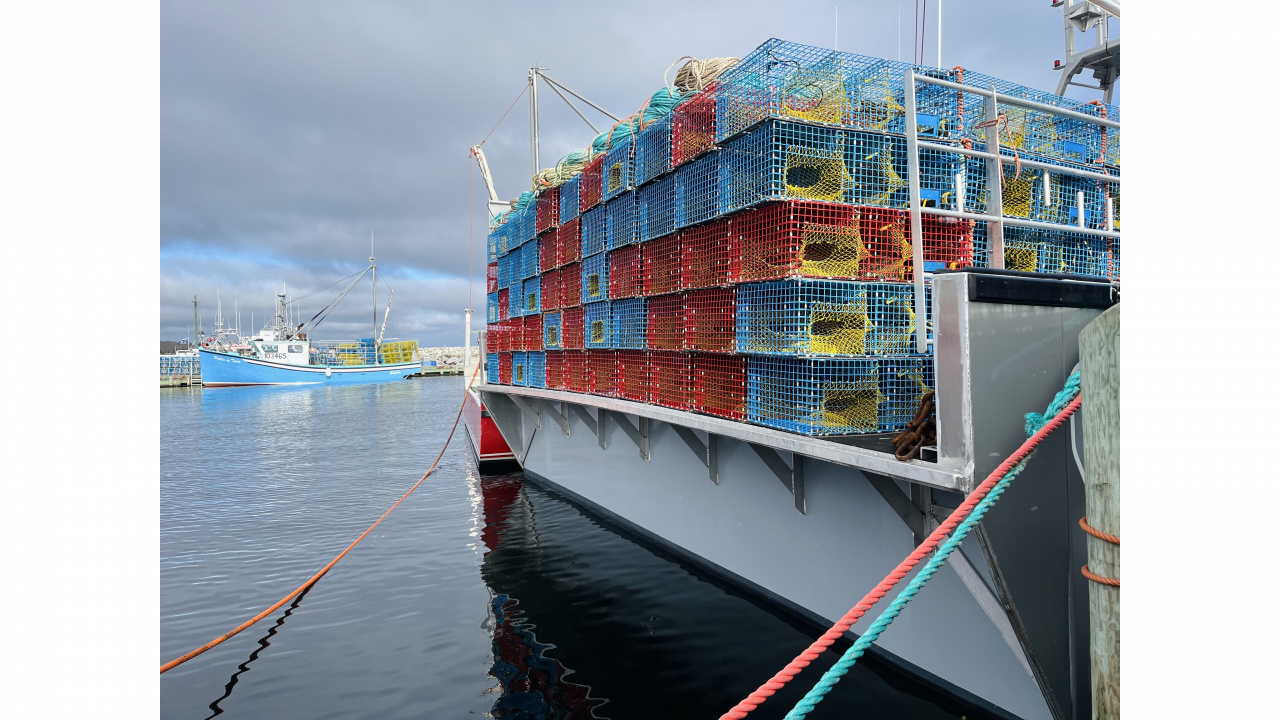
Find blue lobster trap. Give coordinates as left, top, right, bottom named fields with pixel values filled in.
left=635, top=115, right=672, bottom=186
left=584, top=301, right=612, bottom=348
left=526, top=351, right=546, bottom=388
left=520, top=276, right=541, bottom=316
left=639, top=174, right=677, bottom=242
left=487, top=228, right=500, bottom=263
left=487, top=292, right=499, bottom=324
left=714, top=38, right=1120, bottom=166
left=611, top=297, right=648, bottom=350
left=521, top=238, right=541, bottom=280
left=990, top=224, right=1120, bottom=281
left=497, top=252, right=518, bottom=291
left=486, top=353, right=500, bottom=384
left=602, top=136, right=636, bottom=203
left=719, top=121, right=853, bottom=213
left=582, top=205, right=607, bottom=257
left=581, top=252, right=609, bottom=304
left=675, top=151, right=721, bottom=228
left=512, top=351, right=529, bottom=386
left=746, top=355, right=934, bottom=435
left=605, top=191, right=640, bottom=250
left=543, top=311, right=563, bottom=349
left=560, top=175, right=581, bottom=223
left=736, top=279, right=928, bottom=357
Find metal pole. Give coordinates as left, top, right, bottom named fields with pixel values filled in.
left=1079, top=303, right=1120, bottom=720
left=192, top=295, right=199, bottom=347
left=903, top=69, right=928, bottom=354
left=937, top=0, right=942, bottom=68
left=984, top=88, right=1005, bottom=269
left=371, top=233, right=377, bottom=364
left=463, top=308, right=472, bottom=387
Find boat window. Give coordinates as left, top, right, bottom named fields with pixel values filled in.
left=263, top=344, right=278, bottom=353
left=289, top=345, right=303, bottom=353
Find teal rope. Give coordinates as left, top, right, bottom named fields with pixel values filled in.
left=784, top=371, right=1082, bottom=720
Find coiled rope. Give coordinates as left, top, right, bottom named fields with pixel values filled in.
left=1079, top=516, right=1120, bottom=586
left=721, top=372, right=1082, bottom=720
left=160, top=365, right=480, bottom=674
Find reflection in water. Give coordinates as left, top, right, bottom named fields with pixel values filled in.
left=475, top=471, right=978, bottom=720
left=205, top=587, right=312, bottom=719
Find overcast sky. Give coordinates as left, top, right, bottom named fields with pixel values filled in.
left=160, top=0, right=1119, bottom=346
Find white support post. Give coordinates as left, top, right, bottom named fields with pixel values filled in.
left=1077, top=190, right=1086, bottom=228
left=903, top=69, right=929, bottom=355
left=983, top=89, right=1004, bottom=269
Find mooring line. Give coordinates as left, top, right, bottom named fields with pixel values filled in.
left=161, top=365, right=480, bottom=674
left=721, top=372, right=1082, bottom=720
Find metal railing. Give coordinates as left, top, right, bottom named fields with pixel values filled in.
left=904, top=69, right=1121, bottom=353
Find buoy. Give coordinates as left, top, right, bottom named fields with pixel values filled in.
left=325, top=367, right=332, bottom=378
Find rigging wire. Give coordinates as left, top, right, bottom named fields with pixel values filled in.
left=285, top=268, right=367, bottom=306
left=479, top=83, right=529, bottom=148
left=302, top=266, right=370, bottom=333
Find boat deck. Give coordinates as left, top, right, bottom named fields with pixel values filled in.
left=479, top=383, right=963, bottom=491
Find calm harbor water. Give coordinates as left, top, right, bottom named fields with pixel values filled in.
left=161, top=378, right=981, bottom=719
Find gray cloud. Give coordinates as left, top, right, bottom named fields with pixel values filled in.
left=162, top=0, right=1118, bottom=345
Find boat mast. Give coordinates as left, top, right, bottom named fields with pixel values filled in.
left=192, top=294, right=199, bottom=347
left=371, top=231, right=377, bottom=363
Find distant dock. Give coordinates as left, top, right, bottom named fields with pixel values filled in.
left=408, top=365, right=464, bottom=378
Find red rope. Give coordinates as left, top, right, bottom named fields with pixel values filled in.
left=720, top=395, right=1082, bottom=719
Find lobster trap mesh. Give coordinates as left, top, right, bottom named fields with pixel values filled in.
left=649, top=351, right=693, bottom=410
left=486, top=262, right=498, bottom=293
left=646, top=294, right=686, bottom=351
left=609, top=245, right=644, bottom=299
left=582, top=252, right=609, bottom=304
left=536, top=187, right=560, bottom=234
left=639, top=174, right=677, bottom=242
left=499, top=352, right=513, bottom=384
left=691, top=353, right=748, bottom=421
left=581, top=155, right=604, bottom=211
left=561, top=261, right=583, bottom=307
left=521, top=239, right=541, bottom=280
left=524, top=314, right=543, bottom=351
left=541, top=230, right=559, bottom=271
left=498, top=289, right=509, bottom=322
left=558, top=216, right=582, bottom=266
left=564, top=350, right=590, bottom=393
left=560, top=175, right=581, bottom=223
left=643, top=233, right=683, bottom=296
left=561, top=306, right=584, bottom=349
left=521, top=277, right=541, bottom=316
left=736, top=280, right=925, bottom=356
left=612, top=297, right=648, bottom=349
left=603, top=137, right=636, bottom=203
left=545, top=350, right=565, bottom=389
left=675, top=151, right=721, bottom=228
left=541, top=268, right=562, bottom=312
left=588, top=350, right=618, bottom=396
left=487, top=292, right=499, bottom=324
left=543, top=311, right=563, bottom=350
left=526, top=351, right=546, bottom=388
left=606, top=191, right=640, bottom=250
left=486, top=353, right=500, bottom=384
left=683, top=288, right=736, bottom=353
left=635, top=114, right=672, bottom=186
left=585, top=301, right=612, bottom=348
left=581, top=205, right=607, bottom=258
left=681, top=219, right=740, bottom=289
left=672, top=86, right=718, bottom=167
left=719, top=121, right=853, bottom=213
left=747, top=356, right=932, bottom=435
left=616, top=350, right=651, bottom=403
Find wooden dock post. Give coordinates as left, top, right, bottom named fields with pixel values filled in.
left=1079, top=303, right=1120, bottom=719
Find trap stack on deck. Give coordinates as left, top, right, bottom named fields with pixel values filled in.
left=484, top=38, right=1120, bottom=434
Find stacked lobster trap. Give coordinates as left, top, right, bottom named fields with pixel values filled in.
left=484, top=38, right=1120, bottom=437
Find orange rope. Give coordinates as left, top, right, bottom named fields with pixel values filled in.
left=160, top=365, right=481, bottom=674
left=1079, top=516, right=1119, bottom=545
left=1081, top=565, right=1120, bottom=587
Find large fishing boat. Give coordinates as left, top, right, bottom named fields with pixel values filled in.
left=202, top=257, right=422, bottom=387
left=469, top=5, right=1120, bottom=720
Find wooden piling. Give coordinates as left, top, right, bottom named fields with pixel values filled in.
left=1079, top=303, right=1120, bottom=719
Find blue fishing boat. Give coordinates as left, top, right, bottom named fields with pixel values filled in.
left=201, top=257, right=423, bottom=387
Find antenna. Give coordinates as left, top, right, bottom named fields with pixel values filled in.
left=937, top=0, right=942, bottom=67
left=834, top=3, right=838, bottom=51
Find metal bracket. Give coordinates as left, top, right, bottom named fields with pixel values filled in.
left=750, top=444, right=805, bottom=514
left=510, top=394, right=541, bottom=431
left=541, top=400, right=570, bottom=437
left=673, top=425, right=718, bottom=484
left=519, top=425, right=537, bottom=465
left=865, top=473, right=926, bottom=545
left=608, top=411, right=649, bottom=462
left=568, top=403, right=598, bottom=437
